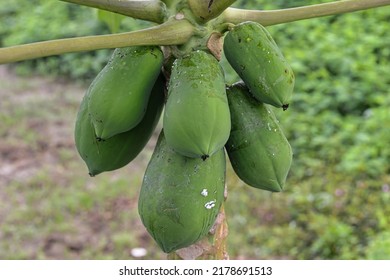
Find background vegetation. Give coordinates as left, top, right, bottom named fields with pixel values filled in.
left=0, top=0, right=389, bottom=259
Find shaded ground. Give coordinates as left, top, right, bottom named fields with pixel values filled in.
left=0, top=65, right=164, bottom=259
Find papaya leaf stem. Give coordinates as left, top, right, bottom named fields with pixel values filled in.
left=0, top=19, right=195, bottom=64
left=221, top=0, right=390, bottom=26
left=60, top=0, right=167, bottom=23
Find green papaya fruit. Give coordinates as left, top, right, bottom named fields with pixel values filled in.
left=223, top=21, right=294, bottom=109
left=225, top=82, right=293, bottom=192
left=87, top=46, right=163, bottom=140
left=163, top=50, right=231, bottom=159
left=138, top=131, right=226, bottom=253
left=75, top=75, right=165, bottom=176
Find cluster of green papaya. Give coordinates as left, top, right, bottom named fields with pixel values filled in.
left=73, top=21, right=294, bottom=253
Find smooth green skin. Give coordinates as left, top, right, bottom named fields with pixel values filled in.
left=225, top=82, right=292, bottom=192
left=163, top=50, right=231, bottom=159
left=75, top=75, right=165, bottom=176
left=223, top=21, right=295, bottom=109
left=138, top=131, right=226, bottom=253
left=87, top=46, right=163, bottom=140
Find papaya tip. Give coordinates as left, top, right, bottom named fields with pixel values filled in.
left=201, top=155, right=209, bottom=161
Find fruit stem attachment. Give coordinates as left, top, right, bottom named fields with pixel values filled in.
left=0, top=19, right=195, bottom=64
left=221, top=0, right=390, bottom=26
left=160, top=0, right=180, bottom=8
left=60, top=0, right=167, bottom=23
left=188, top=0, right=237, bottom=22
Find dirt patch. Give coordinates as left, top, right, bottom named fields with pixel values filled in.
left=0, top=65, right=82, bottom=184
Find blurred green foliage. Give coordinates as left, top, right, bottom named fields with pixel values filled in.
left=1, top=0, right=389, bottom=260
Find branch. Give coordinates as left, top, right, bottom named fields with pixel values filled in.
left=60, top=0, right=167, bottom=23
left=0, top=19, right=195, bottom=64
left=222, top=0, right=390, bottom=26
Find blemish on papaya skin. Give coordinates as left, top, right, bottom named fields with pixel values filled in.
left=150, top=51, right=159, bottom=59
left=208, top=0, right=214, bottom=12
left=201, top=154, right=209, bottom=161
left=158, top=199, right=183, bottom=226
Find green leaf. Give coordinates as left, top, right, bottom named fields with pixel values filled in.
left=96, top=9, right=125, bottom=34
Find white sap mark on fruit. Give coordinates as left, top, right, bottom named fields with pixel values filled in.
left=205, top=200, right=216, bottom=209
left=258, top=77, right=270, bottom=94
left=267, top=123, right=272, bottom=131
left=272, top=75, right=285, bottom=87
left=201, top=189, right=208, bottom=197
